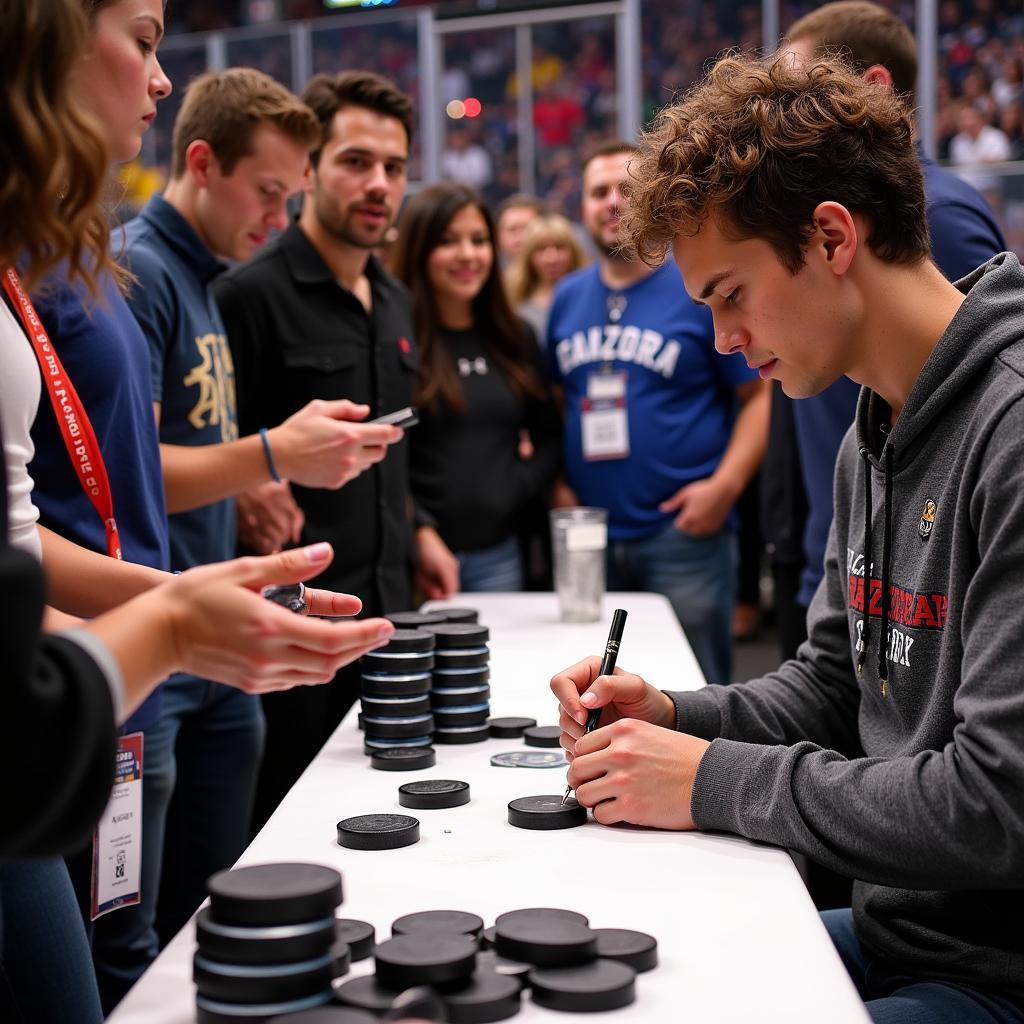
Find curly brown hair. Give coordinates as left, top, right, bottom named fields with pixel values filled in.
left=624, top=52, right=930, bottom=273
left=0, top=0, right=115, bottom=295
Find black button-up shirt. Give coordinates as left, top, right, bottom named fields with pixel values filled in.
left=214, top=223, right=417, bottom=614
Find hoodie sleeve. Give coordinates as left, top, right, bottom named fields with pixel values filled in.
left=678, top=399, right=1024, bottom=890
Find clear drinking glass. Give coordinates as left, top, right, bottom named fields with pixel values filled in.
left=550, top=507, right=608, bottom=623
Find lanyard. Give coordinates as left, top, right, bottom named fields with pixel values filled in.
left=3, top=267, right=122, bottom=559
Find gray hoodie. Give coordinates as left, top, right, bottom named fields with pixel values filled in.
left=670, top=253, right=1024, bottom=998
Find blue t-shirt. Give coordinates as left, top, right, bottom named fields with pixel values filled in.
left=792, top=156, right=1007, bottom=607
left=122, top=194, right=238, bottom=571
left=547, top=261, right=756, bottom=540
left=29, top=273, right=170, bottom=730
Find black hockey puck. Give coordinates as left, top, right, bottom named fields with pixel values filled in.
left=267, top=1006, right=378, bottom=1024
left=360, top=694, right=431, bottom=717
left=363, top=736, right=433, bottom=755
left=195, top=908, right=337, bottom=967
left=360, top=672, right=432, bottom=697
left=386, top=611, right=449, bottom=629
left=489, top=717, right=538, bottom=739
left=494, top=908, right=589, bottom=929
left=375, top=628, right=436, bottom=653
left=207, top=863, right=343, bottom=928
left=196, top=991, right=333, bottom=1022
left=493, top=915, right=597, bottom=967
left=434, top=646, right=490, bottom=669
left=432, top=666, right=491, bottom=687
left=392, top=910, right=484, bottom=938
left=398, top=779, right=471, bottom=810
left=426, top=623, right=490, bottom=648
left=361, top=650, right=435, bottom=674
left=444, top=969, right=522, bottom=1023
left=475, top=950, right=533, bottom=990
left=522, top=726, right=561, bottom=748
left=361, top=713, right=434, bottom=740
left=336, top=814, right=420, bottom=851
left=430, top=683, right=491, bottom=707
left=334, top=975, right=400, bottom=1015
left=434, top=724, right=490, bottom=745
left=330, top=938, right=351, bottom=979
left=529, top=959, right=637, bottom=1012
left=508, top=795, right=586, bottom=831
left=334, top=919, right=375, bottom=961
left=369, top=747, right=436, bottom=772
left=433, top=705, right=490, bottom=728
left=193, top=950, right=334, bottom=1004
left=429, top=606, right=480, bottom=623
left=594, top=928, right=659, bottom=972
left=373, top=933, right=477, bottom=989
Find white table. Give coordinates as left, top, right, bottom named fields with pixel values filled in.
left=110, top=593, right=868, bottom=1023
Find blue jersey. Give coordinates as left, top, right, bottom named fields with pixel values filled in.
left=122, top=195, right=237, bottom=572
left=547, top=261, right=756, bottom=540
left=30, top=272, right=170, bottom=730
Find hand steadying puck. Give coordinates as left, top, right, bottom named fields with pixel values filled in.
left=336, top=814, right=419, bottom=851
left=529, top=959, right=637, bottom=1012
left=369, top=747, right=436, bottom=772
left=373, top=932, right=477, bottom=989
left=206, top=863, right=343, bottom=928
left=443, top=969, right=522, bottom=1023
left=594, top=927, right=659, bottom=972
left=392, top=909, right=484, bottom=938
left=508, top=795, right=586, bottom=830
left=493, top=915, right=597, bottom=967
left=522, top=725, right=561, bottom=748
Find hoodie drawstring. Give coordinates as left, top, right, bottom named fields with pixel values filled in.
left=858, top=445, right=872, bottom=676
left=858, top=442, right=895, bottom=696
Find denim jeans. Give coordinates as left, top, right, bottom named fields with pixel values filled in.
left=0, top=859, right=103, bottom=1024
left=70, top=675, right=264, bottom=1014
left=457, top=535, right=524, bottom=593
left=823, top=908, right=1024, bottom=1024
left=606, top=523, right=736, bottom=683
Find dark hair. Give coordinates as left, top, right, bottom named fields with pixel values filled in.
left=497, top=193, right=546, bottom=220
left=391, top=183, right=546, bottom=414
left=625, top=52, right=929, bottom=272
left=302, top=71, right=414, bottom=166
left=785, top=0, right=918, bottom=102
left=171, top=68, right=319, bottom=179
left=581, top=139, right=640, bottom=177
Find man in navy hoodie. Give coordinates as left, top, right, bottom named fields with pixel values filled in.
left=553, top=53, right=1024, bottom=1024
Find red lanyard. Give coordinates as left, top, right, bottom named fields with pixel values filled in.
left=3, top=267, right=122, bottom=559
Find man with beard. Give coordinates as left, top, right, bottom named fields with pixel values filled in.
left=546, top=141, right=769, bottom=684
left=215, top=72, right=449, bottom=827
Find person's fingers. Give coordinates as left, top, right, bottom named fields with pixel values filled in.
left=566, top=745, right=609, bottom=790
left=304, top=589, right=362, bottom=617
left=550, top=656, right=602, bottom=725
left=579, top=668, right=650, bottom=716
left=316, top=399, right=370, bottom=422
left=572, top=721, right=616, bottom=759
left=281, top=617, right=394, bottom=657
left=658, top=486, right=689, bottom=513
left=590, top=796, right=626, bottom=826
left=559, top=707, right=585, bottom=743
left=574, top=774, right=621, bottom=813
left=221, top=542, right=336, bottom=590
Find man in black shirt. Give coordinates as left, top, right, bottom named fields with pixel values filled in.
left=215, top=71, right=450, bottom=825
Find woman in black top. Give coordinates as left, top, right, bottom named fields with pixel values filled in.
left=392, top=183, right=561, bottom=594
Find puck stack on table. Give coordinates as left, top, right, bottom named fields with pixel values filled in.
left=423, top=611, right=491, bottom=745
left=359, top=628, right=436, bottom=757
left=193, top=863, right=347, bottom=1023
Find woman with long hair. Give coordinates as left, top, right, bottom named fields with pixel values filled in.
left=392, top=183, right=561, bottom=594
left=505, top=212, right=588, bottom=339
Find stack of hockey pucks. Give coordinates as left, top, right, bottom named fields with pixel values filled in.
left=359, top=628, right=436, bottom=759
left=423, top=610, right=491, bottom=745
left=193, top=863, right=347, bottom=1022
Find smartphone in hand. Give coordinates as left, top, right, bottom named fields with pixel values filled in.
left=370, top=406, right=419, bottom=429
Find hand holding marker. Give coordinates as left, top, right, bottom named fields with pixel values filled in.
left=561, top=607, right=628, bottom=805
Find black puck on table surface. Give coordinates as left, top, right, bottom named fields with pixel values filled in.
left=359, top=693, right=431, bottom=718
left=195, top=908, right=337, bottom=967
left=398, top=779, right=471, bottom=810
left=361, top=650, right=435, bottom=674
left=434, top=723, right=491, bottom=745
left=359, top=672, right=432, bottom=698
left=508, top=795, right=587, bottom=831
left=334, top=919, right=376, bottom=962
left=336, top=814, right=420, bottom=851
left=386, top=611, right=449, bottom=629
left=428, top=606, right=480, bottom=623
left=207, top=863, right=343, bottom=929
left=430, top=683, right=491, bottom=707
left=529, top=958, right=638, bottom=1012
left=522, top=725, right=561, bottom=748
left=196, top=990, right=334, bottom=1023
left=434, top=646, right=490, bottom=669
left=444, top=969, right=523, bottom=1023
left=488, top=717, right=537, bottom=739
left=493, top=915, right=597, bottom=967
left=425, top=623, right=490, bottom=648
left=494, top=907, right=589, bottom=929
left=369, top=746, right=436, bottom=772
left=392, top=909, right=484, bottom=938
left=266, top=1006, right=378, bottom=1024
left=475, top=950, right=533, bottom=989
left=334, top=975, right=401, bottom=1015
left=432, top=705, right=490, bottom=728
left=373, top=932, right=478, bottom=989
left=594, top=927, right=659, bottom=972
left=374, top=628, right=436, bottom=654
left=360, top=713, right=434, bottom=740
left=192, top=950, right=335, bottom=1004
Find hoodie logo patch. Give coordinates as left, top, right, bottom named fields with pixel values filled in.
left=919, top=499, right=936, bottom=540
